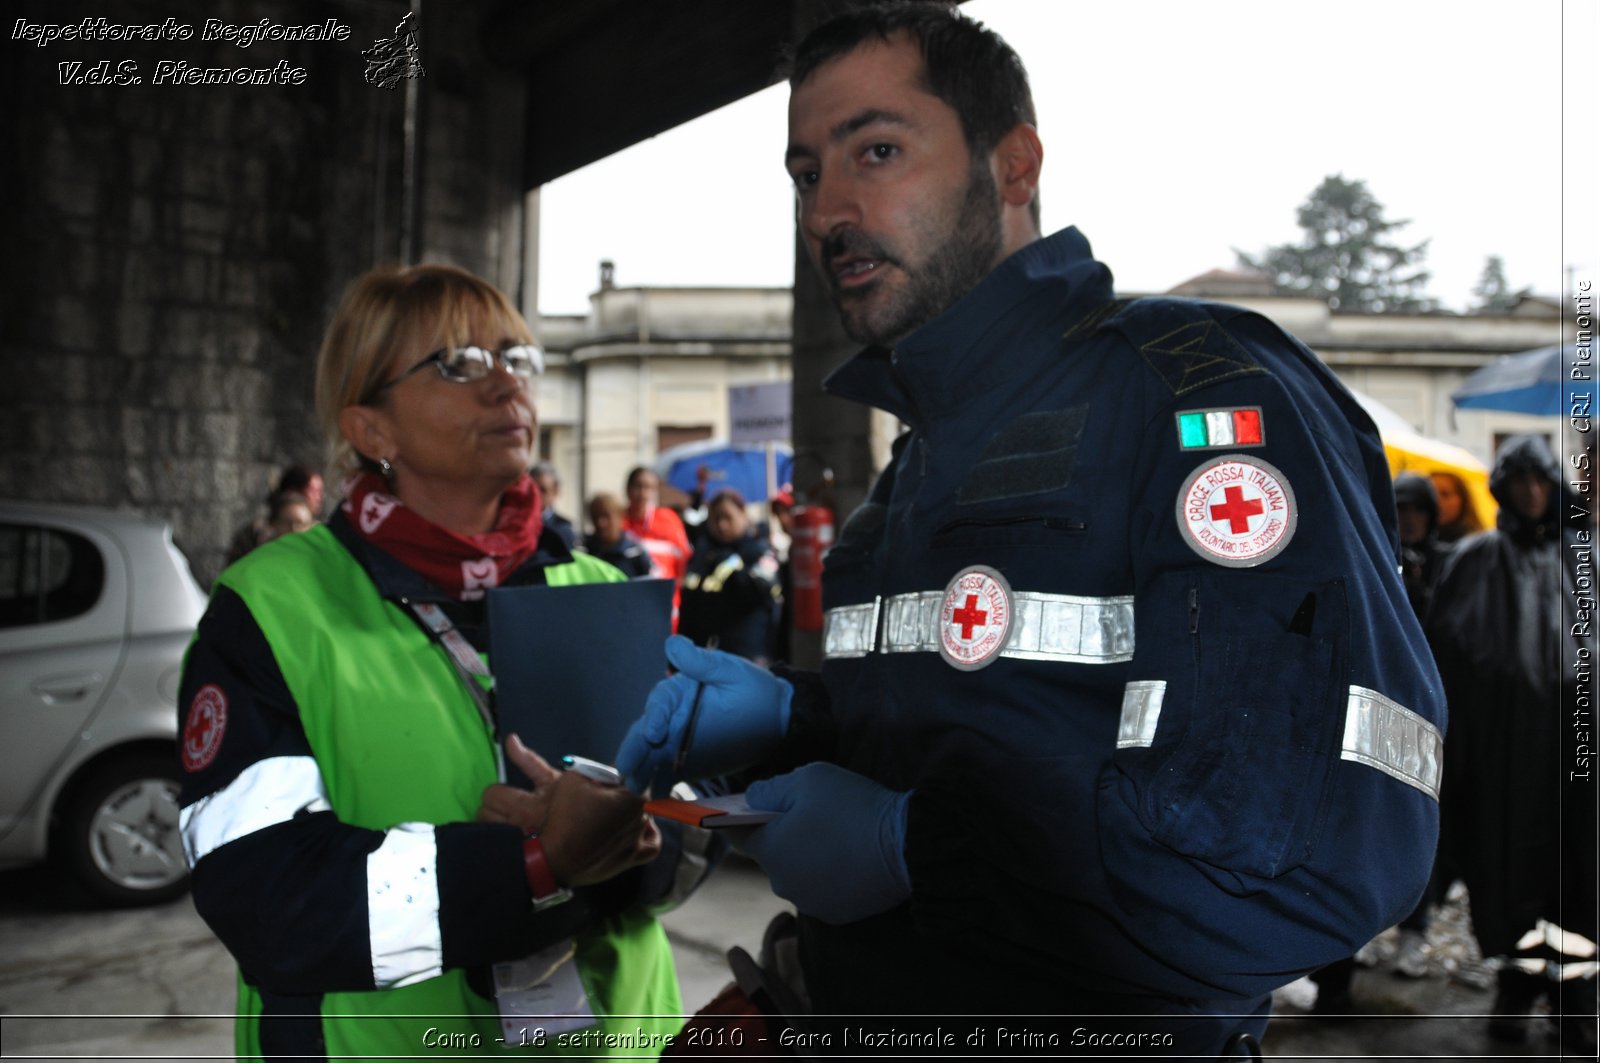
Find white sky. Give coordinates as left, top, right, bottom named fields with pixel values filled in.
left=538, top=0, right=1597, bottom=317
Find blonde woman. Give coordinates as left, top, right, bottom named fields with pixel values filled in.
left=178, top=264, right=687, bottom=1059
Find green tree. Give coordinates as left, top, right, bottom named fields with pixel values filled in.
left=1236, top=174, right=1435, bottom=313
left=1470, top=254, right=1525, bottom=313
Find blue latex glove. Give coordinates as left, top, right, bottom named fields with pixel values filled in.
left=735, top=763, right=911, bottom=926
left=616, top=635, right=793, bottom=794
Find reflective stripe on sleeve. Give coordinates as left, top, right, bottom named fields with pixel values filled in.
left=367, top=822, right=443, bottom=988
left=179, top=755, right=332, bottom=867
left=824, top=590, right=1134, bottom=663
left=1116, top=680, right=1167, bottom=748
left=1340, top=685, right=1443, bottom=800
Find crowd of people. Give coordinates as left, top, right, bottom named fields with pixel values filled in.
left=223, top=456, right=796, bottom=666
left=182, top=3, right=1591, bottom=1058
left=1309, top=453, right=1596, bottom=1050
left=511, top=463, right=790, bottom=666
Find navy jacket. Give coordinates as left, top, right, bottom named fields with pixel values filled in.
left=680, top=531, right=782, bottom=662
left=783, top=228, right=1445, bottom=1018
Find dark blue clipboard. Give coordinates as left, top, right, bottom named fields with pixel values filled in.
left=487, top=577, right=673, bottom=788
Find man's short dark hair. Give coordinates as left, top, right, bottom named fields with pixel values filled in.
left=791, top=2, right=1037, bottom=202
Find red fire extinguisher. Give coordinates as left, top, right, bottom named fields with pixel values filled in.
left=789, top=502, right=834, bottom=632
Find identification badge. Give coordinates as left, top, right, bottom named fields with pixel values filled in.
left=937, top=565, right=1014, bottom=671
left=1176, top=454, right=1297, bottom=567
left=493, top=939, right=597, bottom=1042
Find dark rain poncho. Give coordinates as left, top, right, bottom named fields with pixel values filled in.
left=1426, top=435, right=1596, bottom=957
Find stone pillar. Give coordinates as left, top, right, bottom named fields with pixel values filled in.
left=413, top=0, right=528, bottom=292
left=0, top=0, right=529, bottom=586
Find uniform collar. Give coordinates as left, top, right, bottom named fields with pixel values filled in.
left=824, top=226, right=1114, bottom=424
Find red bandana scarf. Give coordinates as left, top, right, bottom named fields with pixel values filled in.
left=341, top=472, right=544, bottom=600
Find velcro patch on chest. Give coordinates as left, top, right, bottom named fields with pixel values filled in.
left=1176, top=455, right=1297, bottom=567
left=957, top=406, right=1088, bottom=505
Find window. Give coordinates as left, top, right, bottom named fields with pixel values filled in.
left=0, top=524, right=105, bottom=628
left=1493, top=431, right=1554, bottom=459
left=658, top=424, right=713, bottom=453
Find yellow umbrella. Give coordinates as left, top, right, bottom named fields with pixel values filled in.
left=1349, top=390, right=1498, bottom=530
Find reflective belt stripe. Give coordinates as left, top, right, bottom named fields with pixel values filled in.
left=179, top=756, right=331, bottom=867
left=883, top=592, right=941, bottom=653
left=1116, top=680, right=1167, bottom=748
left=1340, top=685, right=1442, bottom=800
left=824, top=591, right=1135, bottom=663
left=367, top=823, right=443, bottom=988
left=823, top=597, right=881, bottom=659
left=1007, top=592, right=1135, bottom=663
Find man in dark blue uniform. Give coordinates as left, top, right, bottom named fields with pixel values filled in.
left=619, top=4, right=1443, bottom=1054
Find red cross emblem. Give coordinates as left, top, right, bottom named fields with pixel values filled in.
left=1178, top=455, right=1298, bottom=568
left=951, top=594, right=988, bottom=639
left=939, top=566, right=1013, bottom=671
left=1209, top=485, right=1265, bottom=533
left=182, top=684, right=229, bottom=772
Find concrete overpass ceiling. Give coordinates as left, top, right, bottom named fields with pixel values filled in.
left=483, top=0, right=799, bottom=189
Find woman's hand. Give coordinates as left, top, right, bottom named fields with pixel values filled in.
left=540, top=773, right=661, bottom=887
left=478, top=734, right=660, bottom=887
left=476, top=734, right=559, bottom=832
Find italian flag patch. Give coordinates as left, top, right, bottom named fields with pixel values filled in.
left=1176, top=407, right=1264, bottom=450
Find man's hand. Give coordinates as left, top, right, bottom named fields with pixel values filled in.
left=477, top=734, right=559, bottom=833
left=615, top=635, right=793, bottom=794
left=734, top=763, right=911, bottom=926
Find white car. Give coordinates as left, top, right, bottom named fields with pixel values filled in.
left=0, top=501, right=207, bottom=905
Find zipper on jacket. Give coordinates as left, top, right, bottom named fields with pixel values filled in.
left=933, top=514, right=1088, bottom=537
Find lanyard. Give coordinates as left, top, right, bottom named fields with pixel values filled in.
left=401, top=597, right=506, bottom=781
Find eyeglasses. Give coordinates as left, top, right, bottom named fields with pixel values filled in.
left=377, top=343, right=544, bottom=393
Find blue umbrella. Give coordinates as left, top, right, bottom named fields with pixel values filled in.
left=1451, top=344, right=1592, bottom=416
left=654, top=439, right=794, bottom=504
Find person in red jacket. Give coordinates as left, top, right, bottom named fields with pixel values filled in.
left=623, top=466, right=692, bottom=624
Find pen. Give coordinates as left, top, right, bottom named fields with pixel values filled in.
left=674, top=681, right=706, bottom=778
left=560, top=754, right=624, bottom=786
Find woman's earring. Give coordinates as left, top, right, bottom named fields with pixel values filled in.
left=378, top=456, right=394, bottom=480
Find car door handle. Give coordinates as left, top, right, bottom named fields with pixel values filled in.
left=32, top=673, right=103, bottom=704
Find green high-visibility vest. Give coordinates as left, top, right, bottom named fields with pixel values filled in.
left=219, top=525, right=682, bottom=1059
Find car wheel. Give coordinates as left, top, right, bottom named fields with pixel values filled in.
left=59, top=752, right=190, bottom=906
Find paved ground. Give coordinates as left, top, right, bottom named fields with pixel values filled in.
left=0, top=858, right=786, bottom=1061
left=1, top=860, right=1592, bottom=1060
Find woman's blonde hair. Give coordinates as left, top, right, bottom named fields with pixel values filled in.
left=313, top=263, right=534, bottom=482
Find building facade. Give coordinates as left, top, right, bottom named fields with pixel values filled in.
left=533, top=267, right=1570, bottom=540
left=535, top=270, right=794, bottom=517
